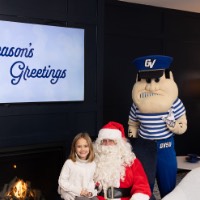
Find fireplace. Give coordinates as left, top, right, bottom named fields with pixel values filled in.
left=0, top=143, right=66, bottom=200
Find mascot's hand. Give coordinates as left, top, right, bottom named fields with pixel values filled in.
left=128, top=119, right=140, bottom=138
left=128, top=126, right=137, bottom=138
left=167, top=114, right=187, bottom=135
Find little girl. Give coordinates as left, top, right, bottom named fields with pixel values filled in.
left=58, top=132, right=98, bottom=200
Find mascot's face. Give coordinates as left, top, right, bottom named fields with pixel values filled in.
left=132, top=71, right=178, bottom=113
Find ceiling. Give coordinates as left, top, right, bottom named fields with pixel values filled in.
left=118, top=0, right=200, bottom=13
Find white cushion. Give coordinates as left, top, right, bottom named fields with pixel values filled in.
left=162, top=167, right=200, bottom=200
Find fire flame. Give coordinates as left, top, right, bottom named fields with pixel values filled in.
left=6, top=179, right=34, bottom=199
left=13, top=180, right=27, bottom=198
left=1, top=177, right=41, bottom=200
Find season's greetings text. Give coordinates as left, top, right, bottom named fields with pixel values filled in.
left=0, top=43, right=67, bottom=85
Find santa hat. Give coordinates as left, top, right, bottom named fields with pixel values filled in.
left=98, top=121, right=125, bottom=140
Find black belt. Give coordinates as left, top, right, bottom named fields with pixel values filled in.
left=99, top=187, right=131, bottom=198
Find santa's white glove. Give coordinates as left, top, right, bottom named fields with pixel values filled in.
left=130, top=193, right=150, bottom=200
left=95, top=182, right=103, bottom=194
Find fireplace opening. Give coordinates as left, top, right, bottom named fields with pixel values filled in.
left=0, top=143, right=66, bottom=200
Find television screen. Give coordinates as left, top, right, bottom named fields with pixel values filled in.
left=0, top=20, right=84, bottom=103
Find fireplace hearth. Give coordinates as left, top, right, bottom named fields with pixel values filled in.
left=0, top=143, right=66, bottom=200
left=0, top=176, right=45, bottom=200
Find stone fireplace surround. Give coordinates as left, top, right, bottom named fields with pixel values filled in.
left=0, top=142, right=66, bottom=200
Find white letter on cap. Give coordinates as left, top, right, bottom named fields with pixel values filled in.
left=145, top=59, right=156, bottom=68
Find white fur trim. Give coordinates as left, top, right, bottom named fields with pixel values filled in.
left=98, top=128, right=121, bottom=140
left=130, top=193, right=150, bottom=200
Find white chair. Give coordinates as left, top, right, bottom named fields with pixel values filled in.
left=162, top=167, right=200, bottom=200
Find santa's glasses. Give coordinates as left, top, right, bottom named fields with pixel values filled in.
left=101, top=139, right=116, bottom=145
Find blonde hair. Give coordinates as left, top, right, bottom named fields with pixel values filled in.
left=69, top=132, right=95, bottom=162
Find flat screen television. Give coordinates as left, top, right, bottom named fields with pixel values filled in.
left=0, top=20, right=84, bottom=103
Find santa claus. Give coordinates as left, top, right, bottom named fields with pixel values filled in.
left=93, top=121, right=151, bottom=200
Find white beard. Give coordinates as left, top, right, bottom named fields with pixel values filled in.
left=94, top=145, right=125, bottom=190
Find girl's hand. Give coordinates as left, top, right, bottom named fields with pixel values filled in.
left=81, top=188, right=92, bottom=197
left=80, top=188, right=87, bottom=196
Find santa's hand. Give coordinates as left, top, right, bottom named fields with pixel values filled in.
left=95, top=182, right=102, bottom=193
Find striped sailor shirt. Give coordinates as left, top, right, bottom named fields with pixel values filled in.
left=129, top=98, right=186, bottom=140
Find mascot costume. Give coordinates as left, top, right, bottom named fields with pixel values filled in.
left=128, top=55, right=187, bottom=199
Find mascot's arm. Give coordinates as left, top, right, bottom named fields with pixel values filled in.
left=167, top=114, right=187, bottom=135
left=128, top=119, right=140, bottom=138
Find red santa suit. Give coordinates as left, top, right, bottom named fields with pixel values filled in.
left=94, top=121, right=151, bottom=200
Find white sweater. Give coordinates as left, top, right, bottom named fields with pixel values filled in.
left=58, top=157, right=97, bottom=200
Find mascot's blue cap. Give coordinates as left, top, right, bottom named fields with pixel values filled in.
left=133, top=55, right=173, bottom=72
